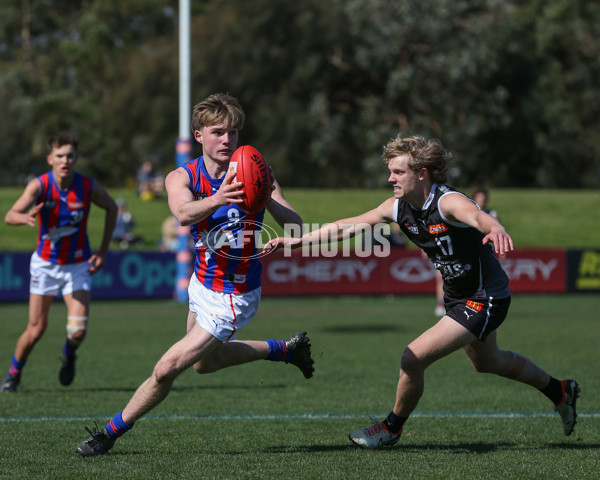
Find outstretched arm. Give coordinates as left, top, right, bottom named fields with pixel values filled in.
left=266, top=177, right=303, bottom=236
left=439, top=193, right=513, bottom=256
left=263, top=197, right=396, bottom=253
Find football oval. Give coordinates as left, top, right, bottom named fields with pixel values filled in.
left=231, top=145, right=272, bottom=214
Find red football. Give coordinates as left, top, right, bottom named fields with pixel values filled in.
left=229, top=145, right=272, bottom=214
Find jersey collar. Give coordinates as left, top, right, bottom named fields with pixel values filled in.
left=408, top=183, right=438, bottom=211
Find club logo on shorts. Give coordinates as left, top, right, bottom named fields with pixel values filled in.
left=466, top=300, right=484, bottom=312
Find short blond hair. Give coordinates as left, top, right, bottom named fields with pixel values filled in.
left=191, top=93, right=245, bottom=133
left=383, top=134, right=451, bottom=184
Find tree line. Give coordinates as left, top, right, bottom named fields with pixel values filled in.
left=1, top=0, right=598, bottom=189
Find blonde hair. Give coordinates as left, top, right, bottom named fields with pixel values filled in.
left=382, top=134, right=451, bottom=184
left=191, top=93, right=245, bottom=133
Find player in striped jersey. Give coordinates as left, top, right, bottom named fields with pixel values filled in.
left=182, top=156, right=265, bottom=294
left=76, top=93, right=314, bottom=456
left=1, top=132, right=117, bottom=393
left=264, top=134, right=579, bottom=448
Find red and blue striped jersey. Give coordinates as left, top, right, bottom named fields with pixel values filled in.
left=183, top=156, right=264, bottom=294
left=35, top=172, right=93, bottom=264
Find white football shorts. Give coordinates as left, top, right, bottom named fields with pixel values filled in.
left=188, top=273, right=261, bottom=342
left=29, top=252, right=92, bottom=296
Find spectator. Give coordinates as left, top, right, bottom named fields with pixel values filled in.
left=137, top=161, right=164, bottom=201
left=159, top=215, right=178, bottom=253
left=472, top=187, right=498, bottom=220
left=112, top=198, right=143, bottom=249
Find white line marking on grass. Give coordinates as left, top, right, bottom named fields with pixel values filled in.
left=1, top=411, right=599, bottom=422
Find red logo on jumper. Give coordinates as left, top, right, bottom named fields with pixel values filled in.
left=428, top=223, right=448, bottom=234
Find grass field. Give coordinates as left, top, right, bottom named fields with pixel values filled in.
left=1, top=187, right=600, bottom=251
left=1, top=295, right=598, bottom=479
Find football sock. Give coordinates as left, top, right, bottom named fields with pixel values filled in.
left=266, top=339, right=292, bottom=363
left=63, top=339, right=78, bottom=358
left=383, top=411, right=407, bottom=434
left=539, top=377, right=566, bottom=405
left=8, top=354, right=26, bottom=378
left=105, top=411, right=134, bottom=438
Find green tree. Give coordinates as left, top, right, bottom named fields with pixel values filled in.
left=0, top=0, right=598, bottom=189
left=340, top=0, right=600, bottom=188
left=0, top=0, right=179, bottom=185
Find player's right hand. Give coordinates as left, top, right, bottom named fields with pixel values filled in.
left=23, top=203, right=44, bottom=227
left=214, top=169, right=245, bottom=206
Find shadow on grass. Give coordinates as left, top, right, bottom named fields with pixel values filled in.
left=26, top=383, right=288, bottom=394
left=320, top=323, right=403, bottom=334
left=265, top=444, right=359, bottom=454
left=264, top=440, right=600, bottom=455
left=81, top=440, right=600, bottom=458
left=101, top=450, right=145, bottom=457
left=399, top=441, right=600, bottom=453
left=263, top=443, right=506, bottom=454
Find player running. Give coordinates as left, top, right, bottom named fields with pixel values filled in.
left=75, top=93, right=314, bottom=457
left=264, top=134, right=580, bottom=448
left=1, top=132, right=117, bottom=393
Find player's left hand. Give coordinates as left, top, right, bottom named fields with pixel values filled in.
left=268, top=165, right=276, bottom=191
left=263, top=236, right=302, bottom=254
left=87, top=253, right=106, bottom=274
left=482, top=229, right=513, bottom=256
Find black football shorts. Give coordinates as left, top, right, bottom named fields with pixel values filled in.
left=445, top=295, right=511, bottom=341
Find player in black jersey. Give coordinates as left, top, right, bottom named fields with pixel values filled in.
left=264, top=134, right=580, bottom=449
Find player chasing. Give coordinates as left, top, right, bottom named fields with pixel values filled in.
left=1, top=132, right=117, bottom=393
left=264, top=134, right=580, bottom=448
left=75, top=93, right=314, bottom=457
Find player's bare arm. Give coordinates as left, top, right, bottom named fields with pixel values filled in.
left=88, top=183, right=118, bottom=273
left=165, top=168, right=245, bottom=226
left=266, top=178, right=303, bottom=235
left=4, top=180, right=43, bottom=227
left=439, top=192, right=514, bottom=256
left=264, top=197, right=395, bottom=252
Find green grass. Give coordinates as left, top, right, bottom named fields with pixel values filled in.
left=1, top=295, right=598, bottom=479
left=1, top=187, right=599, bottom=251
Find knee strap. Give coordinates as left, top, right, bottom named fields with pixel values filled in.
left=67, top=316, right=88, bottom=344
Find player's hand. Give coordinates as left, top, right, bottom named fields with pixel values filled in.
left=263, top=236, right=303, bottom=254
left=268, top=165, right=276, bottom=191
left=214, top=168, right=245, bottom=206
left=482, top=228, right=514, bottom=256
left=87, top=253, right=106, bottom=274
left=21, top=203, right=44, bottom=227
